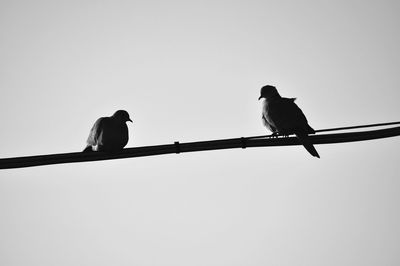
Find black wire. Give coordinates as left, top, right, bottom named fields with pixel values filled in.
left=246, top=121, right=400, bottom=139
left=314, top=121, right=400, bottom=133
left=1, top=122, right=400, bottom=169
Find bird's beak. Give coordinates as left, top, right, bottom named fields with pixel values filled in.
left=128, top=118, right=133, bottom=123
left=258, top=95, right=262, bottom=100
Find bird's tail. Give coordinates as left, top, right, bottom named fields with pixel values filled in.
left=294, top=131, right=320, bottom=158
left=307, top=125, right=316, bottom=134
left=83, top=146, right=93, bottom=152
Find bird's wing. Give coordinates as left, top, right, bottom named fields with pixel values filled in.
left=86, top=117, right=105, bottom=146
left=268, top=98, right=310, bottom=133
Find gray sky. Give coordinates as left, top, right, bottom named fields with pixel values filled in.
left=1, top=0, right=400, bottom=265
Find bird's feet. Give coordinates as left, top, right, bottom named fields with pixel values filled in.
left=268, top=132, right=291, bottom=138
left=268, top=132, right=280, bottom=138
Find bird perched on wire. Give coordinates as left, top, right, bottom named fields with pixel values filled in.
left=83, top=110, right=133, bottom=152
left=258, top=85, right=320, bottom=158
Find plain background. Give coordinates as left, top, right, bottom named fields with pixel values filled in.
left=1, top=0, right=400, bottom=265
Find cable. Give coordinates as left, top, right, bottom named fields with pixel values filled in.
left=1, top=122, right=399, bottom=169
left=246, top=121, right=400, bottom=140
left=314, top=121, right=400, bottom=133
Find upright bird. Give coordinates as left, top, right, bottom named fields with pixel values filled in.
left=83, top=110, right=132, bottom=152
left=258, top=85, right=320, bottom=158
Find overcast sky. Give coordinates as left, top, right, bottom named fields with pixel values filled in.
left=1, top=0, right=400, bottom=265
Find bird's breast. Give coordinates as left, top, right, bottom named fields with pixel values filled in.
left=262, top=101, right=275, bottom=123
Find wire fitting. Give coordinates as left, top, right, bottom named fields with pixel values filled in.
left=174, top=141, right=181, bottom=154
left=240, top=137, right=247, bottom=149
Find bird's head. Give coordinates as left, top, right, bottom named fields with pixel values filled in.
left=258, top=85, right=279, bottom=100
left=112, top=110, right=133, bottom=123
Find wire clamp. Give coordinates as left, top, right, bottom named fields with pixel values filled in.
left=174, top=141, right=181, bottom=154
left=240, top=137, right=247, bottom=149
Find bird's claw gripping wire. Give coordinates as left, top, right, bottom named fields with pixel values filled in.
left=267, top=132, right=279, bottom=139
left=267, top=132, right=290, bottom=138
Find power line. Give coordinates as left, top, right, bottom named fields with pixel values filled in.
left=1, top=122, right=400, bottom=170
left=246, top=121, right=400, bottom=139
left=315, top=121, right=400, bottom=133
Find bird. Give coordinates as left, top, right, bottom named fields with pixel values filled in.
left=258, top=85, right=320, bottom=158
left=83, top=110, right=132, bottom=152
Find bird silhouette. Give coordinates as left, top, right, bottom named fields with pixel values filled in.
left=83, top=110, right=132, bottom=152
left=258, top=85, right=320, bottom=158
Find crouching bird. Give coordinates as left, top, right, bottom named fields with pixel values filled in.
left=258, top=85, right=320, bottom=158
left=83, top=110, right=132, bottom=152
